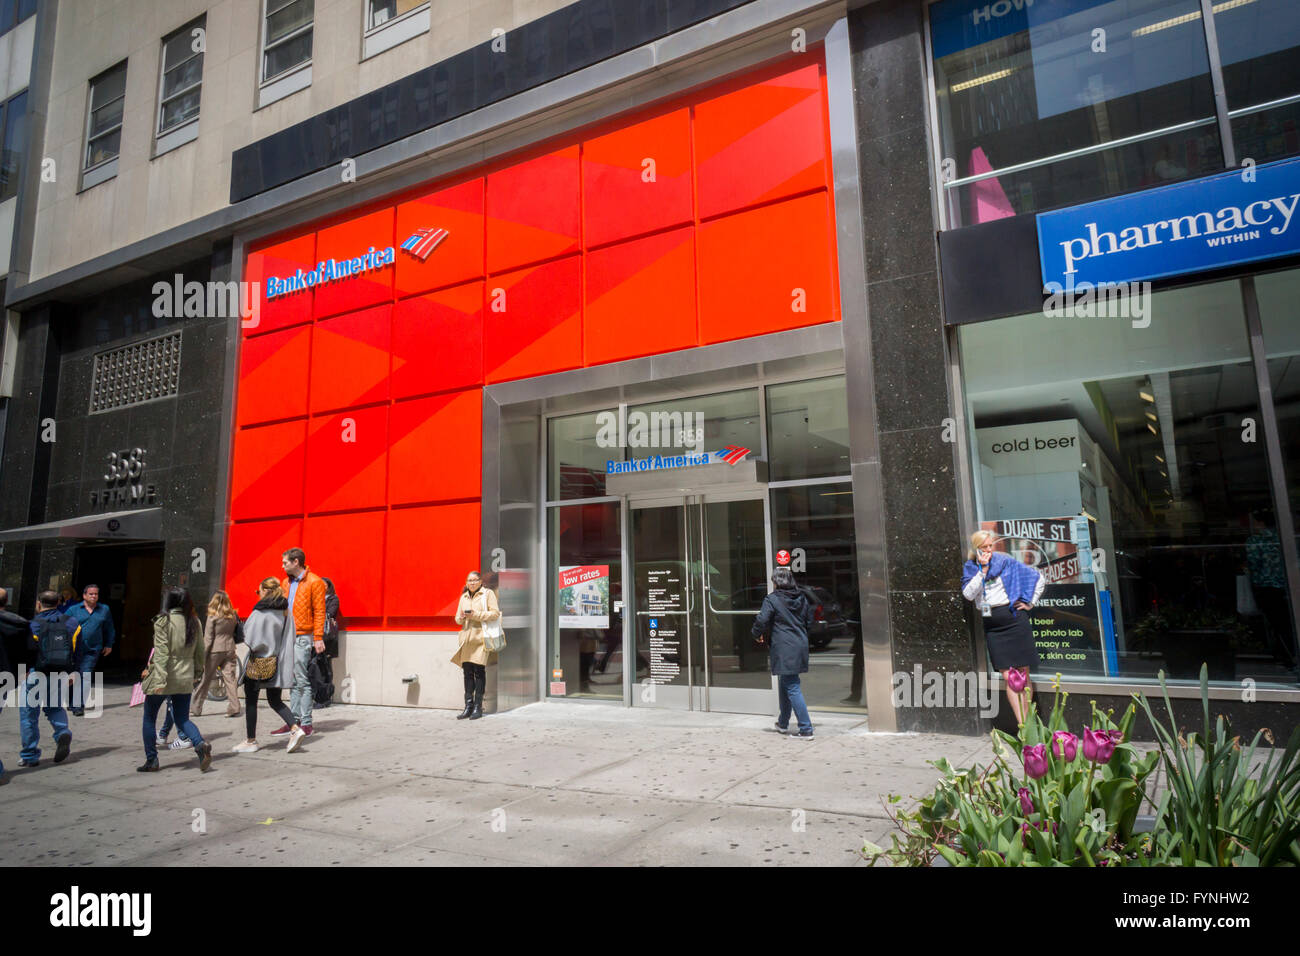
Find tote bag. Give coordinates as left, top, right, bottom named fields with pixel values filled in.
left=483, top=617, right=506, bottom=653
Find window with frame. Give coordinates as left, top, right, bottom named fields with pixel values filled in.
left=0, top=0, right=37, bottom=37
left=367, top=0, right=427, bottom=31
left=85, top=62, right=126, bottom=172
left=262, top=0, right=313, bottom=83
left=158, top=17, right=204, bottom=137
left=0, top=90, right=27, bottom=202
left=929, top=0, right=1222, bottom=228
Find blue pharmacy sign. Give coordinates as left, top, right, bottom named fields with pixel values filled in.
left=1037, top=157, right=1300, bottom=289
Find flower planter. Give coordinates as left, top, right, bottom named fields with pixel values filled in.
left=1161, top=628, right=1235, bottom=681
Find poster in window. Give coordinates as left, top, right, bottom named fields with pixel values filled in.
left=558, top=565, right=609, bottom=628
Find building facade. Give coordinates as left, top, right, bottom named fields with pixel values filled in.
left=0, top=0, right=1296, bottom=736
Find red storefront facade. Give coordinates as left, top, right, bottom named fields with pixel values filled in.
left=226, top=54, right=843, bottom=641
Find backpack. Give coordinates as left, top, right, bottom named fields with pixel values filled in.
left=35, top=613, right=75, bottom=672
left=322, top=593, right=341, bottom=658
left=309, top=652, right=334, bottom=706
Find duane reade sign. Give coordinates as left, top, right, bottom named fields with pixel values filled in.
left=1036, top=156, right=1300, bottom=288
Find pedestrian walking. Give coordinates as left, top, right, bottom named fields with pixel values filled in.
left=0, top=587, right=29, bottom=684
left=0, top=588, right=24, bottom=785
left=157, top=695, right=192, bottom=750
left=752, top=568, right=815, bottom=739
left=277, top=548, right=327, bottom=738
left=19, top=591, right=79, bottom=767
left=233, top=578, right=306, bottom=754
left=192, top=590, right=242, bottom=718
left=138, top=587, right=211, bottom=773
left=451, top=571, right=500, bottom=721
left=67, top=584, right=116, bottom=716
left=307, top=577, right=340, bottom=709
left=961, top=530, right=1044, bottom=725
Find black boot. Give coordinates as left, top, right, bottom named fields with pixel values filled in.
left=469, top=697, right=484, bottom=720
left=456, top=695, right=474, bottom=720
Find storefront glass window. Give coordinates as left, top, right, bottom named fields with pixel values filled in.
left=959, top=278, right=1296, bottom=686
left=766, top=376, right=850, bottom=481
left=929, top=0, right=1221, bottom=227
left=1256, top=269, right=1300, bottom=667
left=1215, top=0, right=1300, bottom=166
left=547, top=409, right=619, bottom=501
left=770, top=484, right=863, bottom=710
left=547, top=503, right=623, bottom=700
left=625, top=388, right=762, bottom=463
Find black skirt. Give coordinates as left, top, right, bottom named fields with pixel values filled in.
left=984, top=604, right=1039, bottom=671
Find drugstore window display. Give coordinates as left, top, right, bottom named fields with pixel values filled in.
left=960, top=277, right=1298, bottom=686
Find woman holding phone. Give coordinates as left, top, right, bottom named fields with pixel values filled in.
left=451, top=571, right=500, bottom=721
left=961, top=530, right=1044, bottom=725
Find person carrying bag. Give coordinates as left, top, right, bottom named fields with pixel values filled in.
left=451, top=571, right=501, bottom=721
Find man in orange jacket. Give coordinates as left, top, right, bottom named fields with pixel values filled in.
left=274, top=548, right=327, bottom=737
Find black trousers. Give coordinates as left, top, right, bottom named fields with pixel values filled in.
left=246, top=679, right=295, bottom=739
left=461, top=662, right=485, bottom=702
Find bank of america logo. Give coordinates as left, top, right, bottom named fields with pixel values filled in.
left=714, top=445, right=751, bottom=466
left=400, top=227, right=449, bottom=261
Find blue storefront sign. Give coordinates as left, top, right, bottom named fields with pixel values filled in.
left=1037, top=156, right=1300, bottom=289
left=929, top=0, right=1109, bottom=60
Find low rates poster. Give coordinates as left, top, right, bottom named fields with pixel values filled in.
left=558, top=565, right=610, bottom=628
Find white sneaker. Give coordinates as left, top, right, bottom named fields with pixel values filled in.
left=168, top=738, right=193, bottom=750
left=155, top=735, right=168, bottom=746
left=232, top=740, right=260, bottom=754
left=286, top=727, right=306, bottom=753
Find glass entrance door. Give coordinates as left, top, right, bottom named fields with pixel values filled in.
left=629, top=492, right=775, bottom=713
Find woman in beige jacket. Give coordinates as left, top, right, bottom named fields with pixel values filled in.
left=192, top=590, right=241, bottom=717
left=450, top=571, right=500, bottom=721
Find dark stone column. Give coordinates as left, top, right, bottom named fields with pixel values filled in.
left=0, top=306, right=59, bottom=612
left=849, top=0, right=977, bottom=733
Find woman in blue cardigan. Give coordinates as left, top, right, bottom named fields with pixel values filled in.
left=961, top=530, right=1044, bottom=724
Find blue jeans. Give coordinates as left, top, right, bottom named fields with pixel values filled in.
left=158, top=699, right=189, bottom=741
left=74, top=648, right=100, bottom=710
left=777, top=674, right=813, bottom=734
left=290, top=635, right=313, bottom=727
left=142, top=694, right=203, bottom=762
left=19, top=670, right=71, bottom=762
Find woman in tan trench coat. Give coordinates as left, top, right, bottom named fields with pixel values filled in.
left=451, top=571, right=500, bottom=721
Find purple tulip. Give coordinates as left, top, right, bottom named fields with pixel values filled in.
left=1006, top=668, right=1028, bottom=693
left=1083, top=727, right=1117, bottom=764
left=1051, top=730, right=1079, bottom=762
left=1107, top=729, right=1125, bottom=745
left=1018, top=787, right=1034, bottom=815
left=1022, top=744, right=1049, bottom=779
left=1021, top=822, right=1033, bottom=847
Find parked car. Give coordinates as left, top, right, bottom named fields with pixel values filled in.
left=727, top=584, right=849, bottom=649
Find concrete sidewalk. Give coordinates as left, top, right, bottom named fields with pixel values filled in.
left=0, top=685, right=988, bottom=866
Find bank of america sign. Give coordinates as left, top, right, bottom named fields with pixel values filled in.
left=1036, top=156, right=1300, bottom=289
left=263, top=227, right=450, bottom=299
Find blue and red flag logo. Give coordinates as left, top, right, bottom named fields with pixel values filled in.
left=399, top=226, right=450, bottom=261
left=714, top=445, right=751, bottom=466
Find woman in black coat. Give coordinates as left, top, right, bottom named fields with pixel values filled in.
left=752, top=567, right=815, bottom=739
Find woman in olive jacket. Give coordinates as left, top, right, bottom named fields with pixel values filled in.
left=451, top=571, right=501, bottom=721
left=139, top=587, right=211, bottom=772
left=751, top=567, right=815, bottom=739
